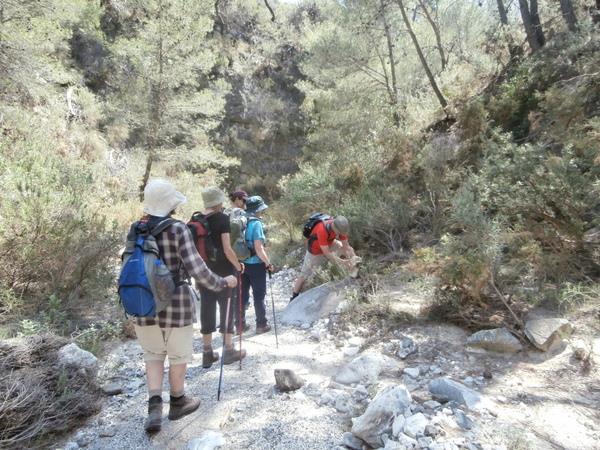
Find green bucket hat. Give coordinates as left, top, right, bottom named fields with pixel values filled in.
left=202, top=186, right=226, bottom=208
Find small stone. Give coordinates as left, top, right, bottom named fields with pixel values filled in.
left=63, top=442, right=79, bottom=450
left=524, top=318, right=573, bottom=351
left=343, top=346, right=360, bottom=357
left=274, top=369, right=305, bottom=392
left=397, top=336, right=417, bottom=359
left=417, top=436, right=433, bottom=447
left=75, top=431, right=92, bottom=447
left=99, top=427, right=117, bottom=438
left=423, top=400, right=442, bottom=410
left=396, top=433, right=418, bottom=448
left=466, top=328, right=523, bottom=353
left=341, top=432, right=364, bottom=450
left=392, top=415, right=406, bottom=437
left=403, top=412, right=428, bottom=438
left=572, top=339, right=591, bottom=360
left=403, top=367, right=420, bottom=378
left=102, top=383, right=123, bottom=396
left=424, top=424, right=439, bottom=436
left=483, top=369, right=493, bottom=379
left=454, top=409, right=474, bottom=430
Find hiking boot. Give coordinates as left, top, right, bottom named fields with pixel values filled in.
left=168, top=395, right=201, bottom=421
left=289, top=292, right=299, bottom=303
left=144, top=396, right=163, bottom=433
left=255, top=325, right=271, bottom=335
left=223, top=347, right=247, bottom=365
left=202, top=349, right=219, bottom=369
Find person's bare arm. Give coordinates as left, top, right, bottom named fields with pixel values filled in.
left=254, top=240, right=272, bottom=270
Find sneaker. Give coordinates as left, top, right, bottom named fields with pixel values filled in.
left=255, top=325, right=271, bottom=335
left=144, top=396, right=163, bottom=433
left=223, top=348, right=247, bottom=365
left=168, top=395, right=201, bottom=421
left=202, top=349, right=219, bottom=369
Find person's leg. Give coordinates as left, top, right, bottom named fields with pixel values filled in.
left=238, top=271, right=251, bottom=330
left=165, top=326, right=200, bottom=420
left=199, top=288, right=219, bottom=368
left=248, top=263, right=268, bottom=329
left=218, top=291, right=246, bottom=363
left=291, top=252, right=324, bottom=301
left=134, top=324, right=167, bottom=433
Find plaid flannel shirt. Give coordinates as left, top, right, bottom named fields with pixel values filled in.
left=135, top=221, right=228, bottom=328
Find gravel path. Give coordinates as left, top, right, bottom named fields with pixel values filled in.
left=63, top=269, right=349, bottom=450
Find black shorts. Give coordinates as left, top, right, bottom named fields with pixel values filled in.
left=199, top=286, right=234, bottom=334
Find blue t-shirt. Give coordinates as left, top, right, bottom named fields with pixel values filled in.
left=243, top=218, right=265, bottom=265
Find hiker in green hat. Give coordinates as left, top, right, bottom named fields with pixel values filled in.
left=197, top=187, right=247, bottom=368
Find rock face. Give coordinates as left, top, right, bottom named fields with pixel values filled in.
left=58, top=343, right=98, bottom=376
left=280, top=278, right=356, bottom=326
left=274, top=369, right=305, bottom=392
left=466, top=328, right=523, bottom=353
left=335, top=352, right=399, bottom=385
left=351, top=385, right=412, bottom=447
left=524, top=318, right=573, bottom=351
left=428, top=378, right=484, bottom=410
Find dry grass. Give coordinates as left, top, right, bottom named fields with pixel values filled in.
left=0, top=334, right=101, bottom=449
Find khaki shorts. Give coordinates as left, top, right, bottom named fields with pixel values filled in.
left=299, top=240, right=342, bottom=279
left=134, top=324, right=194, bottom=365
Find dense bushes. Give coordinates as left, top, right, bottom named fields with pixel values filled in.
left=0, top=113, right=119, bottom=330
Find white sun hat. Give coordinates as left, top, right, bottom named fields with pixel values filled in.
left=143, top=178, right=187, bottom=217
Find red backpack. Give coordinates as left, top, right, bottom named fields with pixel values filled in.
left=187, top=212, right=220, bottom=262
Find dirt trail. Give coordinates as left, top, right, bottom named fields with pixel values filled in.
left=61, top=270, right=600, bottom=450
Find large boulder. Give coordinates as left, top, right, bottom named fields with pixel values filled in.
left=466, top=328, right=522, bottom=353
left=58, top=343, right=98, bottom=377
left=428, top=377, right=487, bottom=411
left=280, top=278, right=356, bottom=326
left=351, top=385, right=412, bottom=447
left=524, top=318, right=573, bottom=351
left=335, top=352, right=399, bottom=385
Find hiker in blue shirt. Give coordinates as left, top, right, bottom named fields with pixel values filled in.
left=241, top=196, right=273, bottom=334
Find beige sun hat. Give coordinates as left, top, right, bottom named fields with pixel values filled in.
left=202, top=186, right=227, bottom=208
left=143, top=178, right=187, bottom=217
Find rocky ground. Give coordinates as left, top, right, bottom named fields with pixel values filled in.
left=57, top=269, right=600, bottom=450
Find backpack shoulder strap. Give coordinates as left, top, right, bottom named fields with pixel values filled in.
left=150, top=218, right=178, bottom=237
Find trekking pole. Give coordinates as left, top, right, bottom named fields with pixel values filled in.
left=237, top=271, right=243, bottom=371
left=267, top=271, right=279, bottom=348
left=217, top=294, right=232, bottom=401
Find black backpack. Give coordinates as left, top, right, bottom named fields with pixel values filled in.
left=302, top=213, right=332, bottom=238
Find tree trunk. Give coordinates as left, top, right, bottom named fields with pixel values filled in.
left=214, top=0, right=225, bottom=35
left=380, top=0, right=401, bottom=127
left=496, top=0, right=509, bottom=24
left=558, top=0, right=578, bottom=31
left=417, top=0, right=446, bottom=70
left=140, top=0, right=165, bottom=200
left=496, top=0, right=520, bottom=59
left=395, top=0, right=448, bottom=110
left=518, top=0, right=544, bottom=52
left=530, top=0, right=545, bottom=47
left=263, top=0, right=276, bottom=22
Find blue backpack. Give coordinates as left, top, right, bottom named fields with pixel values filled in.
left=118, top=218, right=179, bottom=317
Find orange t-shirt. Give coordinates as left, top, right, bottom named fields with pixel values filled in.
left=308, top=219, right=348, bottom=255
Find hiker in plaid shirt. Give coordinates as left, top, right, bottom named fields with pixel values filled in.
left=133, top=179, right=238, bottom=433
